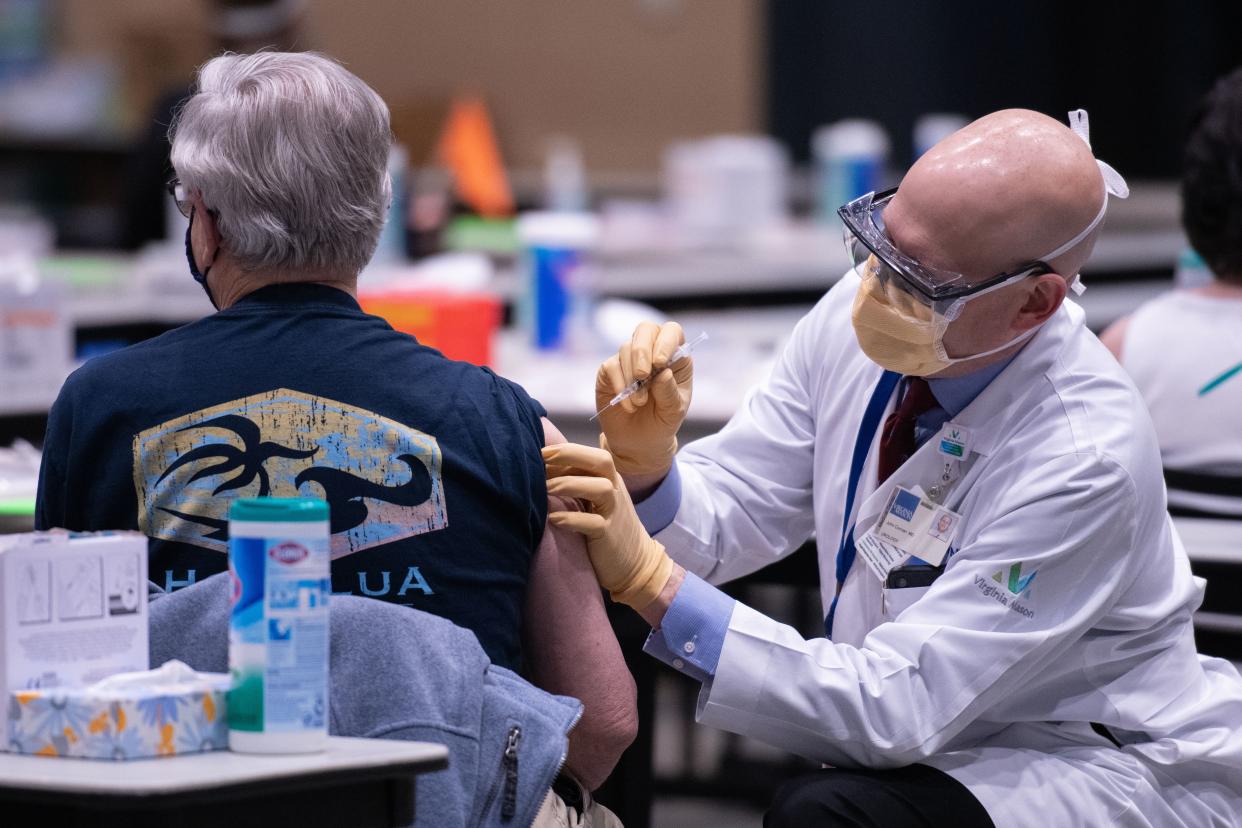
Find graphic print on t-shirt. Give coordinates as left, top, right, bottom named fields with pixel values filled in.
left=132, top=388, right=447, bottom=559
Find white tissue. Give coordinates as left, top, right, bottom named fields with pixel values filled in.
left=86, top=660, right=230, bottom=699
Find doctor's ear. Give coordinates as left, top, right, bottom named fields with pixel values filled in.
left=1013, top=273, right=1067, bottom=331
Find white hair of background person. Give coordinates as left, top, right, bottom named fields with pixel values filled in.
left=169, top=51, right=393, bottom=276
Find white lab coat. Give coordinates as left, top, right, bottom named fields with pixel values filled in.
left=658, top=270, right=1242, bottom=827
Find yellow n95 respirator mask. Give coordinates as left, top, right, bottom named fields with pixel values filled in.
left=849, top=255, right=1042, bottom=376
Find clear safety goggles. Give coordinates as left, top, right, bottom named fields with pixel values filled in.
left=839, top=188, right=1054, bottom=305
left=838, top=108, right=1131, bottom=308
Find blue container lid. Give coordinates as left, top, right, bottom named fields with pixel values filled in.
left=229, top=498, right=328, bottom=523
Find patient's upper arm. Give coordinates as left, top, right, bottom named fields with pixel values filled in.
left=522, top=418, right=637, bottom=790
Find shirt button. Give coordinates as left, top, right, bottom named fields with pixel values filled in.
left=672, top=658, right=685, bottom=670
left=683, top=641, right=696, bottom=654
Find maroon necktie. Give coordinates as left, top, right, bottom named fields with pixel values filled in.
left=877, top=377, right=939, bottom=484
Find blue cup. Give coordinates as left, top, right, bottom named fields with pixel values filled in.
left=517, top=213, right=600, bottom=352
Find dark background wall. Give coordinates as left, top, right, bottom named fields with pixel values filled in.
left=767, top=0, right=1242, bottom=177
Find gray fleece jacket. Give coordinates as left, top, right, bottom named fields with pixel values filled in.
left=148, top=574, right=581, bottom=828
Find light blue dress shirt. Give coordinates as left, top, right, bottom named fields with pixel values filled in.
left=639, top=354, right=1016, bottom=680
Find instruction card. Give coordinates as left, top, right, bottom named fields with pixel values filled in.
left=855, top=532, right=909, bottom=582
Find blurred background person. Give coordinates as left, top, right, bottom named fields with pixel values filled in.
left=1101, top=66, right=1242, bottom=519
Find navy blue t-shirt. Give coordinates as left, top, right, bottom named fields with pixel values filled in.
left=36, top=283, right=547, bottom=670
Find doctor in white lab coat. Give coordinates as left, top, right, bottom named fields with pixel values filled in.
left=545, top=109, right=1242, bottom=827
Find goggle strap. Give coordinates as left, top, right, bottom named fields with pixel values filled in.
left=943, top=267, right=1040, bottom=308
left=1066, top=110, right=1130, bottom=197
left=1030, top=109, right=1132, bottom=265
left=1069, top=109, right=1092, bottom=148
left=1038, top=195, right=1108, bottom=262
left=1097, top=159, right=1130, bottom=199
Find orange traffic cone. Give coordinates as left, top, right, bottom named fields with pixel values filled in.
left=435, top=96, right=514, bottom=218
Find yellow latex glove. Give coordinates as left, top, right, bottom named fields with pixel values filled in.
left=595, top=321, right=693, bottom=477
left=543, top=442, right=673, bottom=609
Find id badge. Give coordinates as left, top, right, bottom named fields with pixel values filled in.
left=873, top=485, right=960, bottom=567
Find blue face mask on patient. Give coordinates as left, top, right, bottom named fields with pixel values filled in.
left=185, top=209, right=219, bottom=310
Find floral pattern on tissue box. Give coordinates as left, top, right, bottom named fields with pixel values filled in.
left=8, top=686, right=228, bottom=760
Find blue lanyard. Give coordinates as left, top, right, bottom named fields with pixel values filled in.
left=824, top=370, right=901, bottom=638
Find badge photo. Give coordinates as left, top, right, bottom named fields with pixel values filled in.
left=927, top=509, right=959, bottom=543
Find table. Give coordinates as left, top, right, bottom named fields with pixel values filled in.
left=0, top=736, right=448, bottom=828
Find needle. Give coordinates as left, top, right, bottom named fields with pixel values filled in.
left=590, top=332, right=709, bottom=421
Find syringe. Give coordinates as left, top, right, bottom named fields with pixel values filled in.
left=591, top=332, right=709, bottom=421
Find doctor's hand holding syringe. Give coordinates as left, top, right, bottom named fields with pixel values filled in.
left=591, top=322, right=699, bottom=499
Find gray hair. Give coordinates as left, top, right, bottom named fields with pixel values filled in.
left=170, top=51, right=392, bottom=275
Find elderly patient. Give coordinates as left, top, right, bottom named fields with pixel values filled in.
left=35, top=51, right=634, bottom=798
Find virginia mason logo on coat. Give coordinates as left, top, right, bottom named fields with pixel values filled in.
left=973, top=562, right=1037, bottom=620
left=132, top=388, right=448, bottom=559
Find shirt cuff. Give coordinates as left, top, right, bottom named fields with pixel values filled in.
left=633, top=461, right=682, bottom=536
left=641, top=571, right=735, bottom=682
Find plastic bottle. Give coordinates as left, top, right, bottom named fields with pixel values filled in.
left=812, top=120, right=890, bottom=224
left=912, top=113, right=969, bottom=161
left=663, top=135, right=789, bottom=246
left=516, top=212, right=600, bottom=351
left=228, top=498, right=330, bottom=754
left=544, top=135, right=588, bottom=213
left=0, top=252, right=70, bottom=410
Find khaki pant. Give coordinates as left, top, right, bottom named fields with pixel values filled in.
left=530, top=776, right=624, bottom=828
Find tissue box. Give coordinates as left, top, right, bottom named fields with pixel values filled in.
left=7, top=662, right=229, bottom=760
left=0, top=531, right=148, bottom=696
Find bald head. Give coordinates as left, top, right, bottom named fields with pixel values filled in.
left=885, top=109, right=1106, bottom=282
